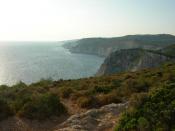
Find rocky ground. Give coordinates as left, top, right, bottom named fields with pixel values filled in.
left=55, top=103, right=128, bottom=131
left=0, top=103, right=128, bottom=131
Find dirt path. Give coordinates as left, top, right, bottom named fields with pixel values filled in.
left=61, top=98, right=86, bottom=115
left=0, top=99, right=85, bottom=131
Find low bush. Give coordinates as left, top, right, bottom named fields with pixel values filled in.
left=115, top=83, right=175, bottom=131
left=129, top=93, right=148, bottom=109
left=12, top=81, right=27, bottom=88
left=77, top=96, right=97, bottom=108
left=0, top=99, right=13, bottom=120
left=59, top=87, right=73, bottom=98
left=93, top=85, right=113, bottom=94
left=97, top=90, right=122, bottom=106
left=30, top=79, right=53, bottom=88
left=18, top=93, right=67, bottom=120
left=70, top=91, right=84, bottom=101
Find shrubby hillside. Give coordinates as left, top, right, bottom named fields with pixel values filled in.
left=0, top=63, right=174, bottom=131
left=115, top=82, right=175, bottom=131
left=160, top=44, right=175, bottom=57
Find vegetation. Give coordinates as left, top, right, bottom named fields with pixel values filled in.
left=0, top=63, right=174, bottom=127
left=17, top=93, right=67, bottom=120
left=115, top=83, right=175, bottom=131
left=0, top=99, right=13, bottom=120
left=58, top=86, right=73, bottom=98
left=160, top=44, right=175, bottom=57
left=0, top=80, right=67, bottom=120
left=115, top=64, right=175, bottom=131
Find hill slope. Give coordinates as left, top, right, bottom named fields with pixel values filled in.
left=0, top=63, right=175, bottom=130
left=160, top=44, right=175, bottom=57
left=63, top=34, right=175, bottom=57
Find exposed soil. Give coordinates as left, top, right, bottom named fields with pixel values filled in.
left=0, top=100, right=127, bottom=131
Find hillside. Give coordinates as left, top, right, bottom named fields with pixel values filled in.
left=63, top=34, right=175, bottom=57
left=160, top=44, right=175, bottom=57
left=0, top=63, right=175, bottom=130
left=96, top=48, right=175, bottom=76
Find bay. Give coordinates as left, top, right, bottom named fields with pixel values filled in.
left=0, top=42, right=104, bottom=85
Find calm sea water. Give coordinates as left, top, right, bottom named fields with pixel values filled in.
left=0, top=42, right=104, bottom=85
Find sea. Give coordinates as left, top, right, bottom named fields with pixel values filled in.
left=0, top=42, right=104, bottom=85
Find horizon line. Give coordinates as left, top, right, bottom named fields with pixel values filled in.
left=0, top=33, right=174, bottom=42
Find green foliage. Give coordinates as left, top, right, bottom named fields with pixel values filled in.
left=115, top=83, right=175, bottom=131
left=77, top=96, right=97, bottom=108
left=122, top=78, right=149, bottom=97
left=129, top=93, right=148, bottom=109
left=59, top=87, right=73, bottom=98
left=18, top=93, right=67, bottom=120
left=97, top=90, right=122, bottom=106
left=0, top=99, right=13, bottom=120
left=10, top=93, right=31, bottom=113
left=93, top=85, right=113, bottom=94
left=30, top=78, right=53, bottom=88
left=160, top=44, right=175, bottom=57
left=12, top=81, right=27, bottom=88
left=137, top=117, right=150, bottom=131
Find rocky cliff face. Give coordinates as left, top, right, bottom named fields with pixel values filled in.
left=63, top=34, right=175, bottom=57
left=96, top=49, right=175, bottom=76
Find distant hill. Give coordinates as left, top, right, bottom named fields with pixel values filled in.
left=63, top=34, right=175, bottom=57
left=62, top=39, right=79, bottom=48
left=96, top=48, right=175, bottom=76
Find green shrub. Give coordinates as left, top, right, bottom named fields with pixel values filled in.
left=18, top=93, right=67, bottom=120
left=30, top=78, right=53, bottom=88
left=93, top=86, right=113, bottom=94
left=0, top=99, right=13, bottom=120
left=70, top=91, right=84, bottom=101
left=115, top=83, right=175, bottom=131
left=10, top=94, right=31, bottom=113
left=129, top=93, right=148, bottom=109
left=112, top=80, right=121, bottom=87
left=77, top=96, right=97, bottom=108
left=120, top=78, right=150, bottom=99
left=97, top=91, right=122, bottom=106
left=138, top=117, right=150, bottom=131
left=59, top=87, right=73, bottom=98
left=12, top=81, right=27, bottom=88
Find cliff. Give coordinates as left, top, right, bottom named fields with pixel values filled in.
left=96, top=48, right=175, bottom=76
left=63, top=34, right=175, bottom=57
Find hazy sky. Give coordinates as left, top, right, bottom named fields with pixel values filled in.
left=0, top=0, right=175, bottom=41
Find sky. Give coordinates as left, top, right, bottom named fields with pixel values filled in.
left=0, top=0, right=175, bottom=41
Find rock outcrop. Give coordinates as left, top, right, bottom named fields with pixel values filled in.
left=96, top=49, right=175, bottom=76
left=0, top=103, right=128, bottom=131
left=55, top=103, right=128, bottom=131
